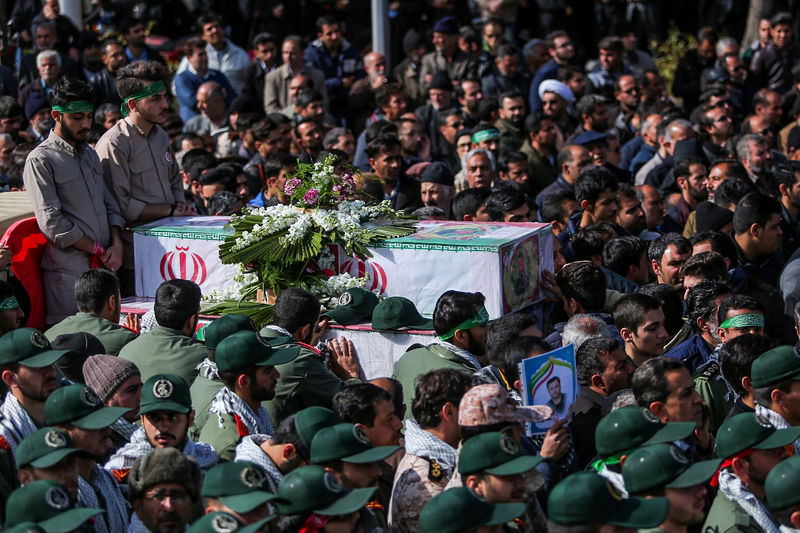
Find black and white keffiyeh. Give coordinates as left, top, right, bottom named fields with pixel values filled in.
left=208, top=387, right=274, bottom=436
left=0, top=393, right=39, bottom=452
left=105, top=427, right=218, bottom=472
left=718, top=469, right=780, bottom=533
left=403, top=418, right=457, bottom=471
left=235, top=434, right=283, bottom=493
left=430, top=340, right=481, bottom=371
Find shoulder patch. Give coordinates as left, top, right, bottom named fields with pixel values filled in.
left=111, top=468, right=130, bottom=483
left=0, top=435, right=9, bottom=452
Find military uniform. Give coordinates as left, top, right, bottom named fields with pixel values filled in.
left=702, top=489, right=766, bottom=533
left=520, top=141, right=557, bottom=192
left=259, top=328, right=357, bottom=424
left=392, top=344, right=476, bottom=419
left=694, top=357, right=733, bottom=435
left=45, top=312, right=137, bottom=355
left=198, top=411, right=244, bottom=462
left=119, top=325, right=206, bottom=385
left=188, top=372, right=223, bottom=438
left=389, top=451, right=452, bottom=533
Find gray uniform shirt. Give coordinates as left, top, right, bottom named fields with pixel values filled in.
left=95, top=116, right=183, bottom=268
left=23, top=130, right=124, bottom=322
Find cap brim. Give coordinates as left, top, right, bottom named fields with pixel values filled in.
left=73, top=406, right=130, bottom=430
left=138, top=401, right=192, bottom=416
left=607, top=497, right=669, bottom=528
left=323, top=306, right=368, bottom=326
left=316, top=487, right=376, bottom=516
left=20, top=349, right=74, bottom=368
left=485, top=454, right=544, bottom=476
left=643, top=421, right=696, bottom=446
left=754, top=426, right=800, bottom=450
left=239, top=515, right=277, bottom=533
left=666, top=459, right=723, bottom=489
left=39, top=508, right=104, bottom=533
left=408, top=317, right=433, bottom=330
left=482, top=501, right=527, bottom=526
left=29, top=447, right=93, bottom=469
left=513, top=405, right=553, bottom=423
left=256, top=344, right=301, bottom=367
left=344, top=445, right=402, bottom=464
left=219, top=491, right=289, bottom=513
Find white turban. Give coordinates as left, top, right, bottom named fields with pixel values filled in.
left=538, top=79, right=574, bottom=104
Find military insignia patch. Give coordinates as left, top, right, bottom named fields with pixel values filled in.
left=429, top=458, right=443, bottom=481
left=153, top=378, right=173, bottom=399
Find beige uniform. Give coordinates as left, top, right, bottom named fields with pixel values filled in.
left=419, top=50, right=479, bottom=93
left=23, top=131, right=124, bottom=323
left=263, top=63, right=327, bottom=114
left=95, top=117, right=183, bottom=268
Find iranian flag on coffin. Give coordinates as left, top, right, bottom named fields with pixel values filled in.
left=133, top=216, right=238, bottom=298
left=333, top=220, right=554, bottom=319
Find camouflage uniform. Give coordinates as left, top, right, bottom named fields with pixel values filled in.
left=389, top=451, right=452, bottom=533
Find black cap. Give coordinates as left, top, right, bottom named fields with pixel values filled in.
left=695, top=201, right=733, bottom=233
left=673, top=138, right=707, bottom=165
left=421, top=162, right=454, bottom=186
left=403, top=29, right=423, bottom=55
left=429, top=71, right=452, bottom=91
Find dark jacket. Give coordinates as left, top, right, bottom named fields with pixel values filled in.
left=664, top=333, right=715, bottom=375
left=750, top=41, right=800, bottom=95
left=571, top=385, right=605, bottom=469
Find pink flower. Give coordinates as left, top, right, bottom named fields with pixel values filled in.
left=332, top=184, right=343, bottom=194
left=284, top=178, right=302, bottom=195
left=303, top=189, right=319, bottom=205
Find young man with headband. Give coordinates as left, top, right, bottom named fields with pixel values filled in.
left=96, top=60, right=196, bottom=295
left=22, top=77, right=124, bottom=324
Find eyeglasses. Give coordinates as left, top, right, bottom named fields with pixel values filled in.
left=448, top=121, right=465, bottom=128
left=143, top=489, right=190, bottom=504
left=622, top=87, right=640, bottom=94
left=711, top=99, right=732, bottom=109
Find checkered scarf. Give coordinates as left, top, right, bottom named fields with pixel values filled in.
left=718, top=469, right=781, bottom=533
left=754, top=405, right=800, bottom=455
left=208, top=387, right=274, bottom=436
left=105, top=427, right=218, bottom=471
left=430, top=340, right=482, bottom=371
left=196, top=358, right=219, bottom=381
left=110, top=417, right=138, bottom=443
left=262, top=325, right=292, bottom=337
left=780, top=526, right=800, bottom=533
left=235, top=434, right=283, bottom=493
left=597, top=466, right=628, bottom=498
left=403, top=418, right=457, bottom=470
left=79, top=464, right=130, bottom=533
left=0, top=392, right=39, bottom=452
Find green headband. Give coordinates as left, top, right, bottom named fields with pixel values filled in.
left=0, top=296, right=19, bottom=310
left=52, top=101, right=94, bottom=114
left=590, top=450, right=630, bottom=472
left=471, top=129, right=499, bottom=144
left=439, top=306, right=489, bottom=341
left=121, top=81, right=167, bottom=116
left=720, top=313, right=765, bottom=329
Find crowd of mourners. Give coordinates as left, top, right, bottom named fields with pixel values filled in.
left=5, top=0, right=800, bottom=532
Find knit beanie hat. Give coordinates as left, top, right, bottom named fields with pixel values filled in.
left=82, top=355, right=141, bottom=402
left=129, top=448, right=202, bottom=501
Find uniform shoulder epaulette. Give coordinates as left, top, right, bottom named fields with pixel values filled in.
left=694, top=361, right=720, bottom=381
left=428, top=458, right=443, bottom=481
left=366, top=500, right=385, bottom=512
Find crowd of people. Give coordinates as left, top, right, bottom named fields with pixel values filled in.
left=3, top=0, right=800, bottom=532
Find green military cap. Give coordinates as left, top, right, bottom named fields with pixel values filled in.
left=419, top=487, right=526, bottom=533
left=751, top=346, right=800, bottom=388
left=0, top=328, right=74, bottom=368
left=5, top=480, right=104, bottom=533
left=5, top=523, right=46, bottom=533
left=310, top=422, right=401, bottom=464
left=187, top=511, right=273, bottom=533
left=322, top=288, right=380, bottom=326
left=139, top=373, right=193, bottom=415
left=277, top=465, right=375, bottom=516
left=44, top=384, right=129, bottom=429
left=15, top=427, right=92, bottom=469
left=715, top=412, right=800, bottom=459
left=371, top=297, right=433, bottom=330
left=765, top=454, right=800, bottom=511
left=548, top=472, right=669, bottom=527
left=216, top=331, right=300, bottom=373
left=595, top=406, right=696, bottom=457
left=294, top=406, right=341, bottom=449
left=204, top=314, right=256, bottom=350
left=202, top=461, right=288, bottom=513
left=622, top=444, right=722, bottom=493
left=458, top=432, right=543, bottom=475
